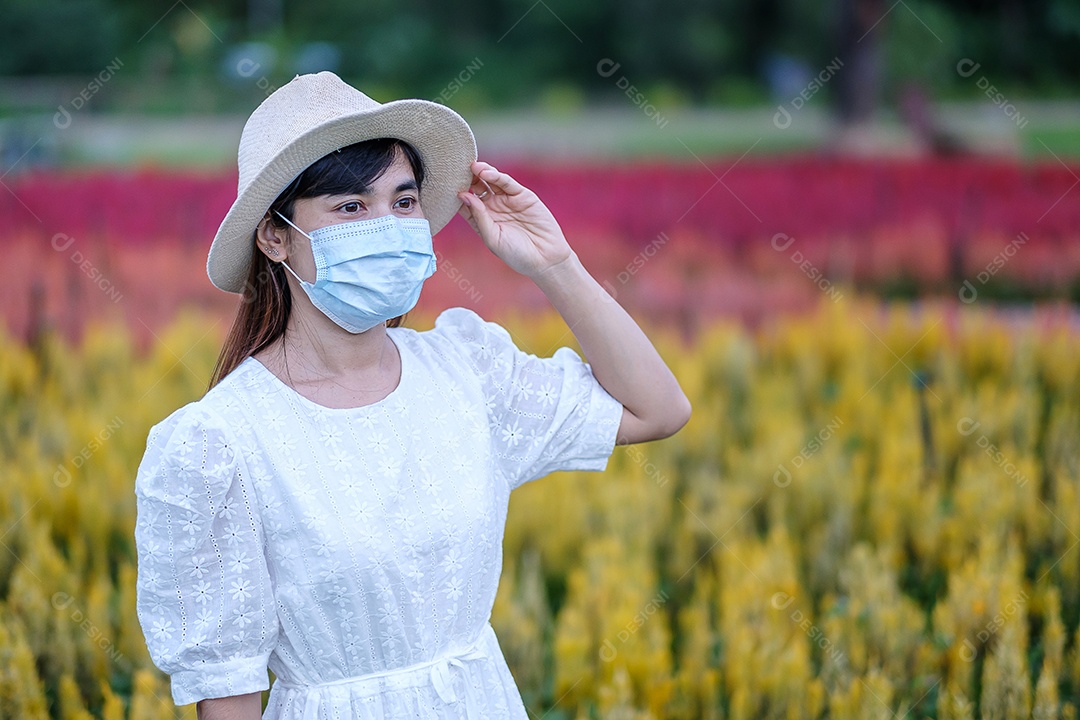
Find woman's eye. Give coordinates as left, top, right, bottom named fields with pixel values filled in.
left=341, top=202, right=362, bottom=213
left=395, top=196, right=417, bottom=210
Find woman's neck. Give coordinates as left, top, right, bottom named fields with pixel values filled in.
left=256, top=304, right=397, bottom=385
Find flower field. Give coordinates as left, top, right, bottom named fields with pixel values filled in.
left=2, top=156, right=1079, bottom=343
left=1, top=291, right=1078, bottom=718
left=1, top=155, right=1079, bottom=717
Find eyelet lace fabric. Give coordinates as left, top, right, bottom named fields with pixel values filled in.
left=133, top=307, right=624, bottom=718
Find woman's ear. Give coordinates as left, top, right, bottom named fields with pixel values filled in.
left=255, top=213, right=289, bottom=261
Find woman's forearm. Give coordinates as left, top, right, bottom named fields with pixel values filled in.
left=531, top=251, right=692, bottom=441
left=196, top=691, right=263, bottom=720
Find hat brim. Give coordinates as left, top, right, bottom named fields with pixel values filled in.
left=207, top=98, right=477, bottom=294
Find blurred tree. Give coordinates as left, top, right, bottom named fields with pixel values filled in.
left=0, top=0, right=1076, bottom=107
left=833, top=0, right=885, bottom=124
left=248, top=0, right=283, bottom=36
left=0, top=0, right=122, bottom=74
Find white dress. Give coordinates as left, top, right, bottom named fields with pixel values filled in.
left=133, top=306, right=624, bottom=719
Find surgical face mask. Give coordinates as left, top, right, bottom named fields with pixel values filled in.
left=273, top=211, right=436, bottom=333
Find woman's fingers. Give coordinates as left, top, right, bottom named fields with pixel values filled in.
left=458, top=191, right=498, bottom=242
left=468, top=176, right=494, bottom=199
left=472, top=161, right=525, bottom=196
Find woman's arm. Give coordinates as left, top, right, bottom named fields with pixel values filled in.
left=196, top=691, right=263, bottom=720
left=529, top=252, right=690, bottom=444
left=457, top=161, right=692, bottom=444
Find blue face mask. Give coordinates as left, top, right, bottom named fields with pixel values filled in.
left=274, top=211, right=437, bottom=333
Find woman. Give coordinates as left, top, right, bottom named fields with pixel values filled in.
left=133, top=71, right=690, bottom=720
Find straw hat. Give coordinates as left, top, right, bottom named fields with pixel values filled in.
left=207, top=71, right=477, bottom=293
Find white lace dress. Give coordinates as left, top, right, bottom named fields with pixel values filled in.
left=133, top=306, right=624, bottom=719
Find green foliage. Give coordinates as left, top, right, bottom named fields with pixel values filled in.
left=0, top=0, right=1077, bottom=109
left=0, top=0, right=123, bottom=75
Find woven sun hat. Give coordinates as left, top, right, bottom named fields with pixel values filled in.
left=207, top=70, right=477, bottom=293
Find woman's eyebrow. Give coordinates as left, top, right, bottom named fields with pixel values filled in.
left=337, top=179, right=418, bottom=198
left=328, top=179, right=416, bottom=199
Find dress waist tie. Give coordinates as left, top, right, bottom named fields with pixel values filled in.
left=277, top=624, right=493, bottom=720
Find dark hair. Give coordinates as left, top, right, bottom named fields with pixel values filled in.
left=208, top=137, right=426, bottom=389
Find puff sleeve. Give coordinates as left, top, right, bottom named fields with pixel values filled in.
left=133, top=402, right=280, bottom=706
left=431, top=307, right=624, bottom=491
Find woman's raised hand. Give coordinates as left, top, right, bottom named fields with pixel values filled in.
left=456, top=161, right=575, bottom=279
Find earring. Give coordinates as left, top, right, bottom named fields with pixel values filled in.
left=269, top=248, right=279, bottom=257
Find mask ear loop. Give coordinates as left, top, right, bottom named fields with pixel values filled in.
left=271, top=210, right=310, bottom=283
left=273, top=209, right=313, bottom=239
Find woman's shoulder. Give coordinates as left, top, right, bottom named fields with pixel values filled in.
left=134, top=379, right=261, bottom=516
left=394, top=307, right=520, bottom=379
left=404, top=306, right=515, bottom=356
left=138, top=364, right=257, bottom=478
left=150, top=360, right=255, bottom=433
left=141, top=396, right=232, bottom=464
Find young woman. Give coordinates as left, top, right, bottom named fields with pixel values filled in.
left=134, top=71, right=690, bottom=720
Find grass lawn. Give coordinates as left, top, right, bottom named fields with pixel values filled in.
left=2, top=101, right=1078, bottom=170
